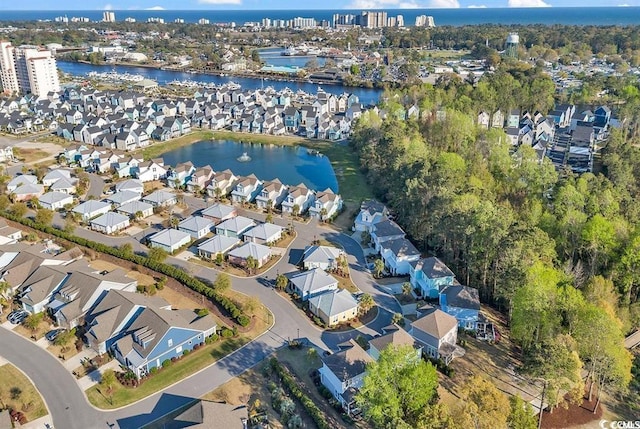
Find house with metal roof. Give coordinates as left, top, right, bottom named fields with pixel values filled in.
left=197, top=235, right=240, bottom=260
left=49, top=177, right=77, bottom=194
left=178, top=216, right=214, bottom=239
left=7, top=174, right=37, bottom=193
left=42, top=169, right=72, bottom=187
left=242, top=222, right=283, bottom=245
left=148, top=229, right=192, bottom=254
left=309, top=289, right=359, bottom=327
left=72, top=200, right=112, bottom=221
left=105, top=190, right=141, bottom=208
left=117, top=200, right=154, bottom=219
left=227, top=242, right=271, bottom=268
left=90, top=212, right=131, bottom=235
left=201, top=202, right=237, bottom=224
left=142, top=190, right=177, bottom=208
left=115, top=178, right=144, bottom=194
left=215, top=216, right=256, bottom=239
left=39, top=191, right=74, bottom=211
left=302, top=245, right=344, bottom=271
left=288, top=268, right=338, bottom=301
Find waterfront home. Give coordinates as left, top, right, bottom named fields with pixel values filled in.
left=112, top=303, right=216, bottom=379
left=197, top=235, right=240, bottom=260
left=42, top=169, right=72, bottom=187
left=409, top=257, right=455, bottom=299
left=370, top=219, right=405, bottom=252
left=142, top=190, right=177, bottom=208
left=47, top=268, right=137, bottom=329
left=7, top=174, right=38, bottom=193
left=368, top=324, right=422, bottom=361
left=309, top=289, right=359, bottom=328
left=380, top=238, right=421, bottom=276
left=206, top=169, right=237, bottom=198
left=84, top=289, right=172, bottom=355
left=201, top=203, right=237, bottom=224
left=439, top=284, right=480, bottom=330
left=318, top=339, right=373, bottom=414
left=136, top=159, right=168, bottom=183
left=215, top=216, right=256, bottom=239
left=167, top=162, right=196, bottom=189
left=90, top=212, right=131, bottom=235
left=281, top=183, right=314, bottom=215
left=231, top=174, right=263, bottom=204
left=72, top=200, right=112, bottom=221
left=148, top=229, right=192, bottom=254
left=115, top=178, right=144, bottom=195
left=309, top=189, right=343, bottom=220
left=105, top=191, right=141, bottom=208
left=255, top=178, right=287, bottom=211
left=227, top=242, right=271, bottom=268
left=302, top=245, right=344, bottom=271
left=178, top=216, right=214, bottom=239
left=117, top=200, right=154, bottom=219
left=186, top=165, right=214, bottom=194
left=353, top=200, right=388, bottom=233
left=288, top=268, right=338, bottom=301
left=242, top=222, right=283, bottom=245
left=39, top=191, right=74, bottom=211
left=50, top=177, right=77, bottom=194
left=409, top=306, right=460, bottom=363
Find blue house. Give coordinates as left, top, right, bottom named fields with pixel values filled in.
left=112, top=304, right=216, bottom=378
left=439, top=285, right=480, bottom=330
left=594, top=106, right=611, bottom=127
left=409, top=257, right=455, bottom=299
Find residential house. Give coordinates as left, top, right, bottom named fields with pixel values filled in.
left=186, top=165, right=214, bottom=194
left=136, top=160, right=168, bottom=183
left=72, top=200, right=112, bottom=221
left=105, top=191, right=141, bottom=208
left=380, top=238, right=421, bottom=276
left=242, top=223, right=283, bottom=245
left=477, top=111, right=490, bottom=129
left=309, top=189, right=343, bottom=220
left=39, top=191, right=74, bottom=211
left=353, top=200, right=388, bottom=232
left=409, top=306, right=460, bottom=363
left=42, top=169, right=72, bottom=187
left=368, top=324, right=422, bottom=361
left=18, top=264, right=70, bottom=314
left=167, top=162, right=196, bottom=189
left=206, top=169, right=238, bottom=198
left=409, top=257, right=455, bottom=299
left=197, top=235, right=240, bottom=260
left=318, top=339, right=373, bottom=413
left=7, top=174, right=38, bottom=193
left=302, top=245, right=343, bottom=271
left=227, top=242, right=271, bottom=269
left=201, top=203, right=237, bottom=224
left=112, top=304, right=216, bottom=378
left=141, top=400, right=248, bottom=429
left=370, top=219, right=405, bottom=252
left=281, top=183, right=314, bottom=215
left=288, top=268, right=338, bottom=301
left=439, top=285, right=480, bottom=330
left=117, top=200, right=154, bottom=219
left=178, top=216, right=214, bottom=240
left=491, top=110, right=504, bottom=128
left=142, top=190, right=177, bottom=208
left=115, top=179, right=144, bottom=195
left=215, top=216, right=256, bottom=239
left=309, top=289, right=359, bottom=328
left=148, top=229, right=192, bottom=254
left=50, top=177, right=77, bottom=194
left=231, top=174, right=263, bottom=204
left=47, top=268, right=137, bottom=329
left=90, top=212, right=131, bottom=235
left=255, top=179, right=287, bottom=211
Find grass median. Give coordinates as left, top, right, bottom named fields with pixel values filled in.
left=0, top=363, right=48, bottom=422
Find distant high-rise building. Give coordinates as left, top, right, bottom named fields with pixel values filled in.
left=387, top=17, right=396, bottom=27
left=125, top=17, right=136, bottom=23
left=198, top=18, right=210, bottom=25
left=102, top=11, right=115, bottom=23
left=397, top=15, right=404, bottom=27
left=0, top=42, right=60, bottom=98
left=360, top=11, right=387, bottom=28
left=415, top=15, right=435, bottom=27
left=262, top=18, right=271, bottom=28
left=292, top=17, right=316, bottom=28
left=174, top=18, right=184, bottom=24
left=505, top=33, right=519, bottom=58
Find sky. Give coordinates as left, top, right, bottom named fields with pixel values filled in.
left=1, top=0, right=639, bottom=10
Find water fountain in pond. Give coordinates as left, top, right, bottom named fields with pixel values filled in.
left=237, top=152, right=252, bottom=162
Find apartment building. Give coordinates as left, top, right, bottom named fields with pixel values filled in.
left=0, top=42, right=60, bottom=98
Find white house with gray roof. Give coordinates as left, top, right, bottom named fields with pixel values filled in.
left=302, top=245, right=344, bottom=271
left=309, top=189, right=343, bottom=220
left=227, top=242, right=271, bottom=268
left=380, top=237, right=421, bottom=276
left=354, top=200, right=388, bottom=232
left=72, top=200, right=112, bottom=221
left=215, top=216, right=256, bottom=239
left=242, top=222, right=283, bottom=245
left=7, top=174, right=37, bottom=193
left=115, top=178, right=144, bottom=195
left=148, top=229, right=192, bottom=253
left=49, top=177, right=77, bottom=194
left=39, top=191, right=74, bottom=211
left=197, top=235, right=240, bottom=260
left=201, top=202, right=237, bottom=224
left=309, top=289, right=359, bottom=327
left=42, top=169, right=71, bottom=187
left=288, top=268, right=338, bottom=301
left=105, top=190, right=141, bottom=208
left=12, top=183, right=44, bottom=202
left=90, top=212, right=130, bottom=235
left=178, top=216, right=214, bottom=239
left=142, top=190, right=177, bottom=208
left=117, top=200, right=154, bottom=219
left=370, top=219, right=405, bottom=252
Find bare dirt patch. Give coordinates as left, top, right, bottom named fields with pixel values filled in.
left=540, top=391, right=603, bottom=429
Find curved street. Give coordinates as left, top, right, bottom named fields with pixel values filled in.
left=1, top=208, right=400, bottom=429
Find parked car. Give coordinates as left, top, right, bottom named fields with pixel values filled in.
left=8, top=310, right=28, bottom=324
left=45, top=328, right=66, bottom=342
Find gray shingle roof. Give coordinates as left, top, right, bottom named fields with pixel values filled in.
left=321, top=339, right=373, bottom=381
left=309, top=288, right=358, bottom=318
left=441, top=285, right=480, bottom=310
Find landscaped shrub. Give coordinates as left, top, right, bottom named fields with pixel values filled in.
left=205, top=333, right=219, bottom=344
left=162, top=359, right=171, bottom=368
left=0, top=212, right=250, bottom=326
left=221, top=328, right=234, bottom=338
left=149, top=367, right=158, bottom=375
left=182, top=349, right=190, bottom=357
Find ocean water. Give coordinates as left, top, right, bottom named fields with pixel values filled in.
left=1, top=8, right=640, bottom=26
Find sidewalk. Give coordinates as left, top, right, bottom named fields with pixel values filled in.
left=77, top=359, right=121, bottom=390
left=1, top=320, right=18, bottom=330
left=63, top=348, right=98, bottom=371
left=18, top=414, right=54, bottom=429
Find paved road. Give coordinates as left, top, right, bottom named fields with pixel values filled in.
left=1, top=203, right=398, bottom=429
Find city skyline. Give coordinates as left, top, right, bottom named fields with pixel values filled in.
left=1, top=0, right=640, bottom=11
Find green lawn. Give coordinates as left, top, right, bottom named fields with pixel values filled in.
left=139, top=130, right=215, bottom=160
left=0, top=364, right=48, bottom=422
left=86, top=337, right=249, bottom=409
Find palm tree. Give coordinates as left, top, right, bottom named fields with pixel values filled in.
left=266, top=199, right=273, bottom=213
left=265, top=213, right=273, bottom=223
left=402, top=282, right=412, bottom=296
left=192, top=184, right=201, bottom=196
left=319, top=207, right=328, bottom=221
left=276, top=274, right=288, bottom=290
left=246, top=256, right=259, bottom=275
left=292, top=204, right=300, bottom=218
left=359, top=293, right=374, bottom=315
left=169, top=216, right=180, bottom=229
left=214, top=186, right=222, bottom=202
left=373, top=258, right=385, bottom=278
